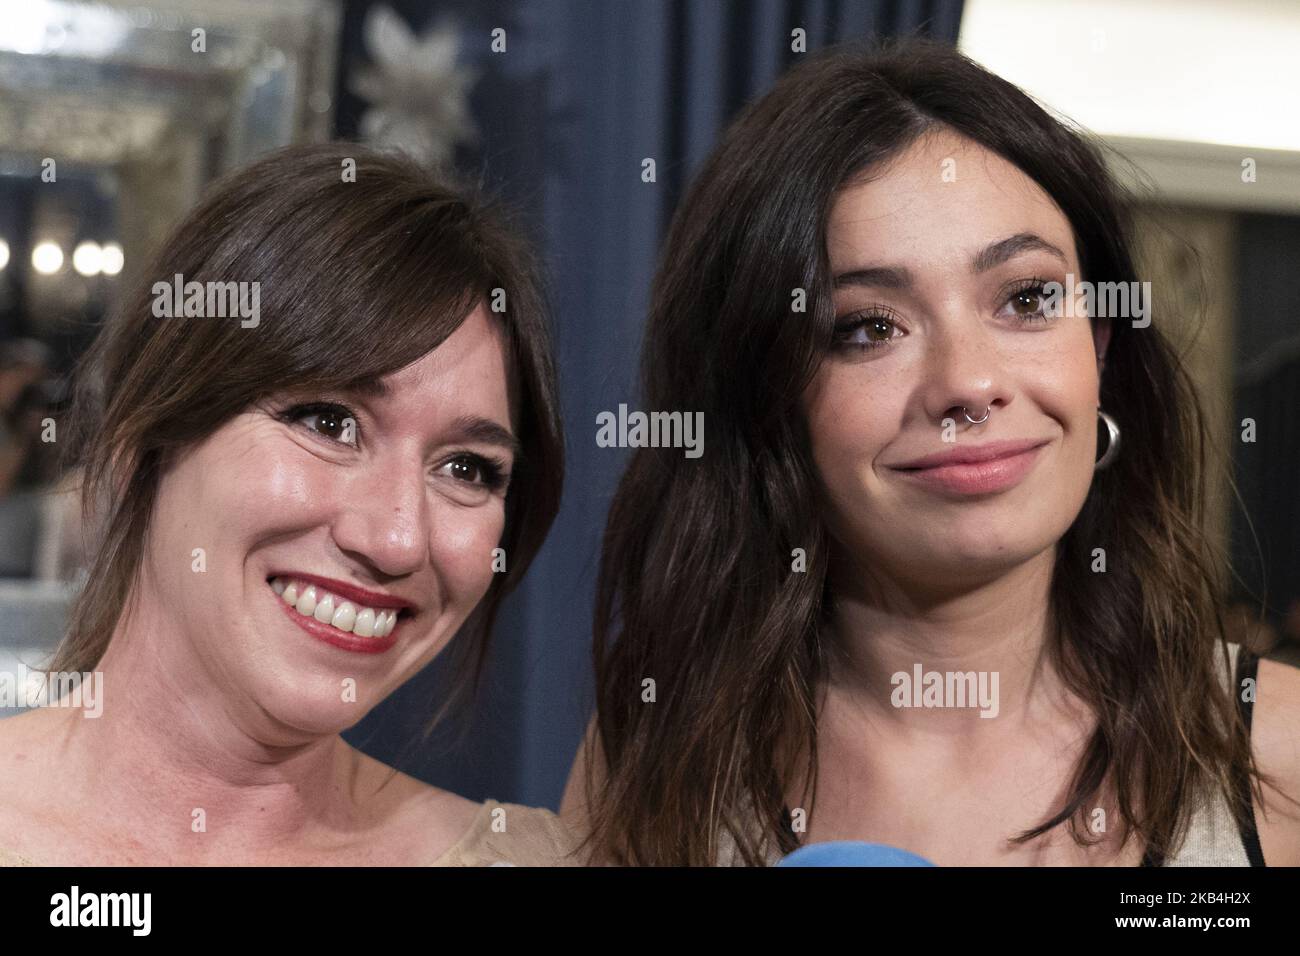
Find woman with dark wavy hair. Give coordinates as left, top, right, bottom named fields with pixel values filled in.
left=0, top=143, right=579, bottom=866
left=563, top=38, right=1300, bottom=866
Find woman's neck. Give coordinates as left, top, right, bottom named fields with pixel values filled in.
left=824, top=547, right=1086, bottom=739
left=41, top=601, right=376, bottom=863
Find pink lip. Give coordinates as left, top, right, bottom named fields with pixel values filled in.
left=266, top=571, right=414, bottom=612
left=272, top=585, right=400, bottom=654
left=891, top=439, right=1049, bottom=470
left=889, top=439, right=1049, bottom=496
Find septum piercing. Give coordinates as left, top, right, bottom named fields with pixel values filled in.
left=962, top=405, right=990, bottom=424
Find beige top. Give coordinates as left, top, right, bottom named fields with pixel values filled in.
left=1154, top=641, right=1253, bottom=867
left=0, top=800, right=585, bottom=867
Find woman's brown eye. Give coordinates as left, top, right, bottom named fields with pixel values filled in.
left=1011, top=291, right=1041, bottom=314
left=440, top=455, right=508, bottom=492
left=316, top=412, right=344, bottom=438
left=832, top=313, right=899, bottom=351
left=450, top=458, right=479, bottom=482
left=282, top=402, right=359, bottom=446
left=866, top=318, right=894, bottom=341
left=850, top=316, right=896, bottom=345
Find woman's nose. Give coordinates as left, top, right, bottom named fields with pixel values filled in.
left=921, top=317, right=1008, bottom=427
left=331, top=462, right=429, bottom=578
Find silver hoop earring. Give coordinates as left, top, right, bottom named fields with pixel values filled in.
left=962, top=405, right=990, bottom=425
left=1095, top=407, right=1121, bottom=470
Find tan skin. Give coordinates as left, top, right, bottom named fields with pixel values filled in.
left=0, top=305, right=518, bottom=865
left=561, top=129, right=1300, bottom=866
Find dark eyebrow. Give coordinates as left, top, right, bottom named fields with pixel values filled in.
left=447, top=414, right=523, bottom=462
left=832, top=232, right=1069, bottom=289
left=970, top=233, right=1068, bottom=274
left=347, top=378, right=391, bottom=399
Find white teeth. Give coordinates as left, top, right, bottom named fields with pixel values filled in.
left=313, top=594, right=335, bottom=623
left=353, top=608, right=375, bottom=637
left=295, top=585, right=318, bottom=617
left=331, top=602, right=357, bottom=632
left=272, top=577, right=399, bottom=639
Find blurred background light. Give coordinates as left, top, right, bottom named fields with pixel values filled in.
left=31, top=241, right=63, bottom=275
left=100, top=242, right=123, bottom=277
left=71, top=240, right=102, bottom=276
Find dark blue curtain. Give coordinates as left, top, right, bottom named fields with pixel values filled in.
left=339, top=0, right=966, bottom=808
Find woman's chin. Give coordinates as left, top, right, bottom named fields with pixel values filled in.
left=892, top=534, right=1052, bottom=587
left=270, top=705, right=372, bottom=741
left=235, top=676, right=381, bottom=740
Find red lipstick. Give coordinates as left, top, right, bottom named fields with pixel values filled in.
left=267, top=572, right=414, bottom=612
left=272, top=587, right=401, bottom=654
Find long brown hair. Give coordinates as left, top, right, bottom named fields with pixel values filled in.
left=584, top=38, right=1287, bottom=865
left=50, top=142, right=564, bottom=735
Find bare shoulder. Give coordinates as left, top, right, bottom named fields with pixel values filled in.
left=0, top=704, right=57, bottom=746
left=559, top=715, right=615, bottom=864
left=0, top=709, right=76, bottom=863
left=559, top=715, right=602, bottom=825
left=0, top=707, right=68, bottom=797
left=1251, top=655, right=1300, bottom=866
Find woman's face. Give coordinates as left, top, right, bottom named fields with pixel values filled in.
left=139, top=303, right=516, bottom=738
left=802, top=128, right=1111, bottom=594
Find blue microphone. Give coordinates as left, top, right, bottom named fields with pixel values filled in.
left=776, top=841, right=937, bottom=867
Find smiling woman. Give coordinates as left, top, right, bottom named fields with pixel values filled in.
left=0, top=142, right=580, bottom=866
left=563, top=38, right=1300, bottom=868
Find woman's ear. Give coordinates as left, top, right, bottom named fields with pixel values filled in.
left=1092, top=317, right=1112, bottom=376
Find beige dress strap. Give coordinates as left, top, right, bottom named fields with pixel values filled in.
left=429, top=801, right=587, bottom=866
left=1160, top=641, right=1253, bottom=866
left=0, top=846, right=36, bottom=867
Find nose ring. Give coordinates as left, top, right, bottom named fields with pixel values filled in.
left=962, top=405, right=990, bottom=424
